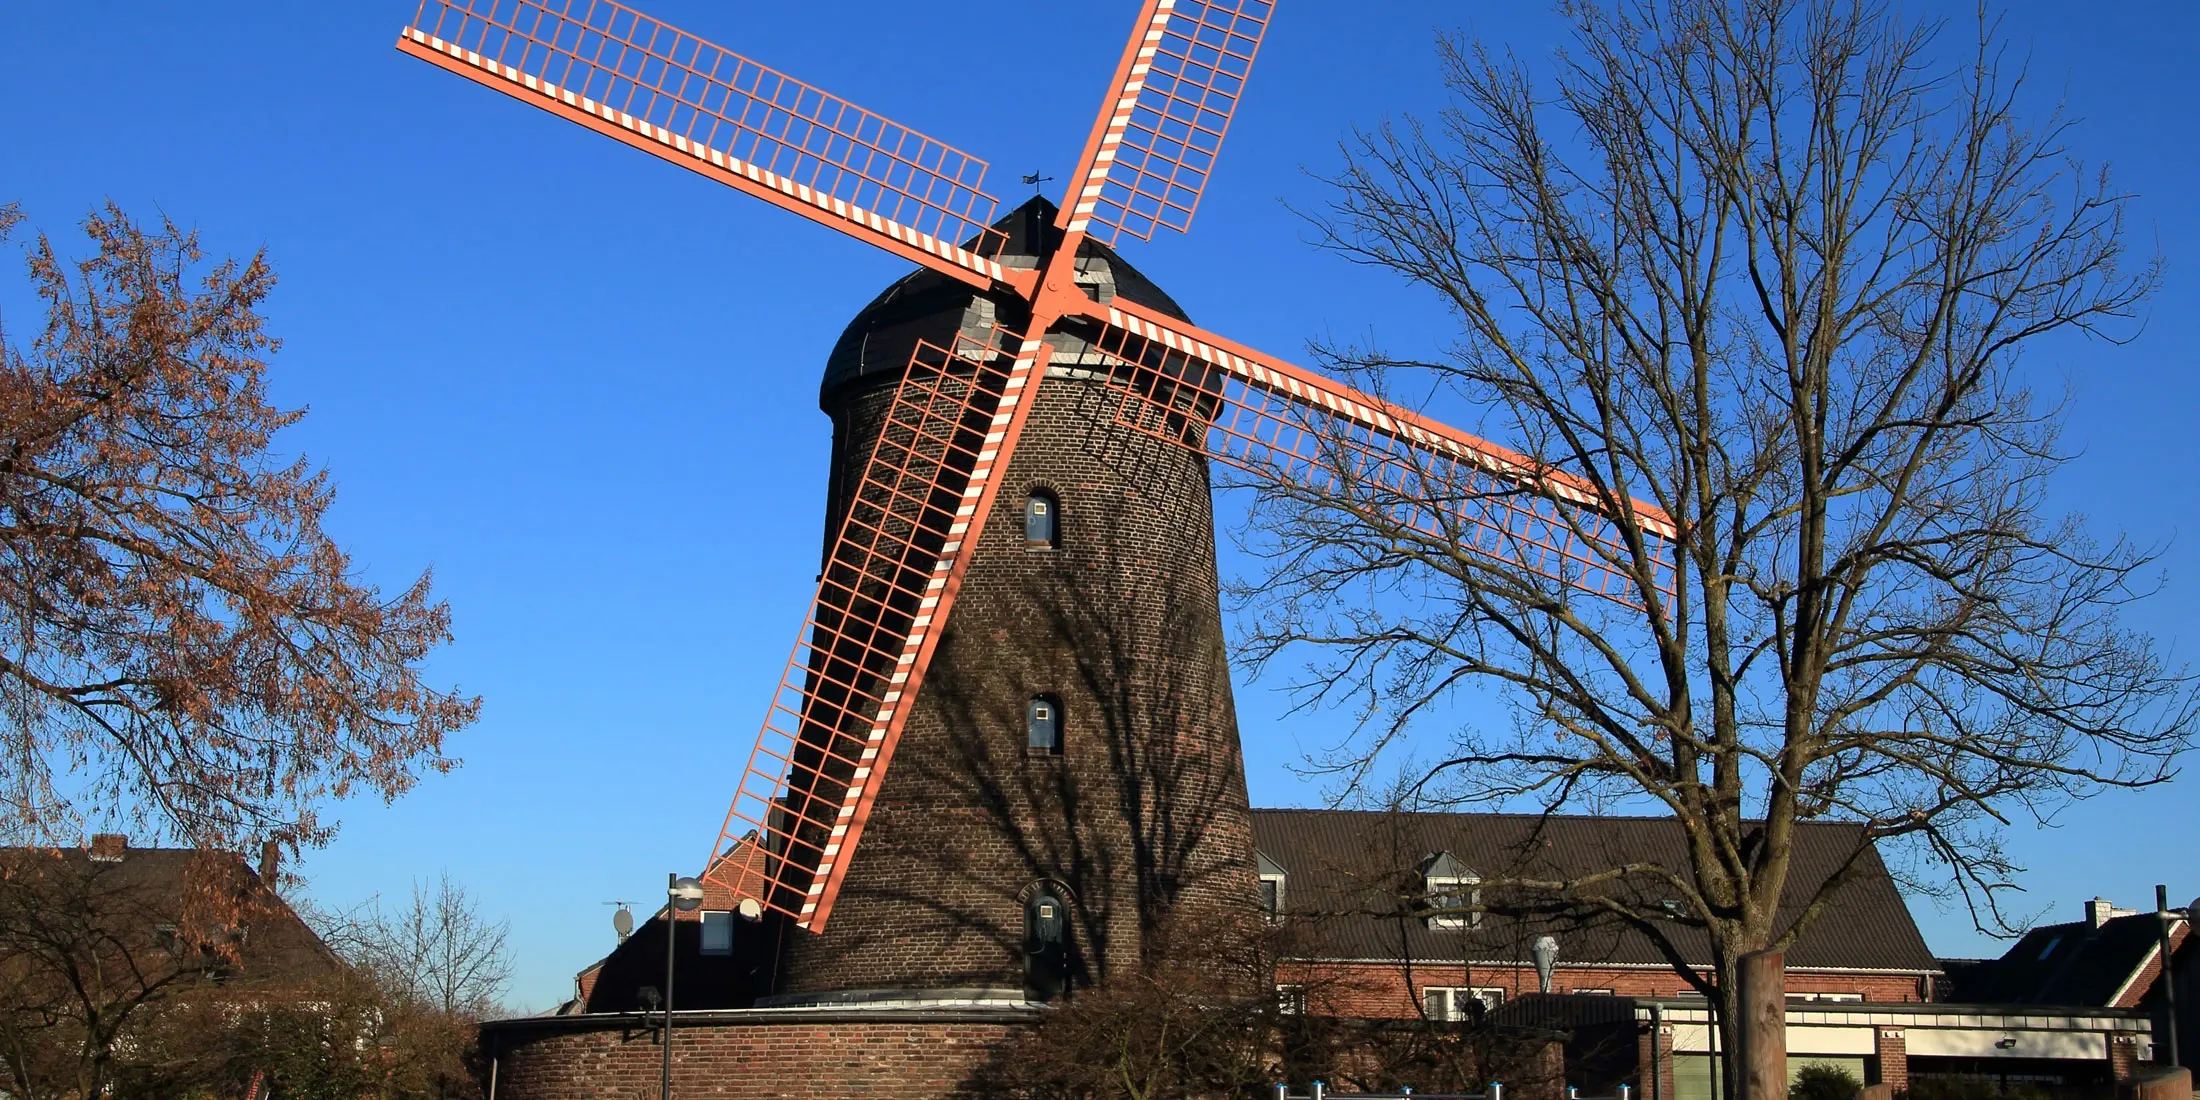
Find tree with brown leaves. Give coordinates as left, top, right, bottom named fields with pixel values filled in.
left=1231, top=2, right=2194, bottom=1096
left=0, top=201, right=477, bottom=854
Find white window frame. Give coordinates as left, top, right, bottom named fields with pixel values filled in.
left=1423, top=986, right=1506, bottom=1021
left=1277, top=984, right=1308, bottom=1015
left=1260, top=873, right=1286, bottom=923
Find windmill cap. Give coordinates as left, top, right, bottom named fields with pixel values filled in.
left=819, top=196, right=1193, bottom=407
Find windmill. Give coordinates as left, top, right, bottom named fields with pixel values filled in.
left=395, top=0, right=1675, bottom=952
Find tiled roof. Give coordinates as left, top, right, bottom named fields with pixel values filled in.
left=0, top=844, right=345, bottom=987
left=1944, top=912, right=2183, bottom=1006
left=1251, top=809, right=1939, bottom=975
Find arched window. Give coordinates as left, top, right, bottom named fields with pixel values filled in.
left=1027, top=696, right=1063, bottom=755
left=1024, top=491, right=1059, bottom=549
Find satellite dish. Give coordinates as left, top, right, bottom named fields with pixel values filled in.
left=670, top=876, right=706, bottom=912
left=737, top=897, right=763, bottom=922
left=612, top=904, right=634, bottom=942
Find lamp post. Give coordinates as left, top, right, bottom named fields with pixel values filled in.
left=2160, top=884, right=2181, bottom=1069
left=662, top=874, right=705, bottom=1100
left=1532, top=935, right=1561, bottom=994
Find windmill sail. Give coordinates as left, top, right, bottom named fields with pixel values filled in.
left=398, top=0, right=1013, bottom=289
left=1077, top=300, right=1679, bottom=603
left=1059, top=0, right=1275, bottom=244
left=708, top=329, right=1051, bottom=928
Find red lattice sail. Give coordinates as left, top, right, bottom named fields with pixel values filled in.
left=706, top=329, right=1052, bottom=928
left=1060, top=0, right=1275, bottom=244
left=399, top=0, right=1011, bottom=287
left=1077, top=302, right=1679, bottom=604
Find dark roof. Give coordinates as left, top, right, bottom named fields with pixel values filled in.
left=1251, top=809, right=1939, bottom=975
left=820, top=195, right=1191, bottom=404
left=0, top=843, right=344, bottom=988
left=1943, top=912, right=2179, bottom=1006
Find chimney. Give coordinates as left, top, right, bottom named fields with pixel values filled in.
left=2086, top=897, right=2123, bottom=927
left=258, top=840, right=282, bottom=883
left=88, top=833, right=127, bottom=862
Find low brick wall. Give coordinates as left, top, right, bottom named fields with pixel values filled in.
left=483, top=1006, right=1036, bottom=1100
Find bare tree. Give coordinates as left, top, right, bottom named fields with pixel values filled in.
left=0, top=202, right=478, bottom=853
left=324, top=872, right=513, bottom=1019
left=1231, top=0, right=2193, bottom=1094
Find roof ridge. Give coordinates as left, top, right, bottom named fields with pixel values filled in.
left=1249, top=806, right=1869, bottom=827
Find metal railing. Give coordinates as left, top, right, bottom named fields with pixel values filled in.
left=1271, top=1082, right=1506, bottom=1100
left=1270, top=1082, right=1634, bottom=1100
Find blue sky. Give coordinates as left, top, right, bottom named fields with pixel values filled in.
left=3, top=2, right=2193, bottom=1011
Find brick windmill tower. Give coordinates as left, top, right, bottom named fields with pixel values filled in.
left=398, top=0, right=1675, bottom=1007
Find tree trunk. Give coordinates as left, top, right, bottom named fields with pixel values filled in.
left=1737, top=951, right=1786, bottom=1100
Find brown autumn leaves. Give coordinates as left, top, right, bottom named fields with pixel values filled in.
left=0, top=201, right=477, bottom=855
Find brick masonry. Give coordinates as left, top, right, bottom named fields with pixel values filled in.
left=2108, top=1033, right=2145, bottom=1081
left=1282, top=960, right=1928, bottom=1019
left=484, top=1010, right=1031, bottom=1100
left=774, top=352, right=1256, bottom=996
left=1873, top=1027, right=1907, bottom=1091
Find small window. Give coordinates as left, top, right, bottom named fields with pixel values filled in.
left=700, top=911, right=733, bottom=956
left=1024, top=492, right=1059, bottom=549
left=1572, top=987, right=1616, bottom=996
left=1420, top=851, right=1481, bottom=929
left=1425, top=987, right=1505, bottom=1021
left=1027, top=696, right=1063, bottom=754
left=1277, top=985, right=1308, bottom=1015
left=1257, top=851, right=1288, bottom=924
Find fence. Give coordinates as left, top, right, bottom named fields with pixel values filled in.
left=1270, top=1082, right=1636, bottom=1100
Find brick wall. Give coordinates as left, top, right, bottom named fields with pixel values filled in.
left=1640, top=1017, right=1677, bottom=1100
left=775, top=362, right=1256, bottom=996
left=2108, top=1033, right=2145, bottom=1081
left=1873, top=1027, right=1907, bottom=1091
left=1282, top=960, right=1927, bottom=1019
left=486, top=1011, right=1030, bottom=1100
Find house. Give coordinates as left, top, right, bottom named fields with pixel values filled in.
left=1939, top=893, right=2193, bottom=1076
left=1253, top=810, right=2166, bottom=1098
left=0, top=833, right=343, bottom=993
left=0, top=834, right=351, bottom=1093
left=1254, top=809, right=1941, bottom=1016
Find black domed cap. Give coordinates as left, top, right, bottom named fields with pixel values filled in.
left=820, top=196, right=1193, bottom=408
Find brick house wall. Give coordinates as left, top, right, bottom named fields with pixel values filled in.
left=1283, top=959, right=1929, bottom=1019
left=486, top=1011, right=1030, bottom=1100
left=2110, top=919, right=2187, bottom=1008
left=775, top=331, right=1256, bottom=996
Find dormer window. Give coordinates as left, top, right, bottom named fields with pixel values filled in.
left=1025, top=491, right=1059, bottom=549
left=1257, top=852, right=1287, bottom=924
left=1419, top=851, right=1481, bottom=930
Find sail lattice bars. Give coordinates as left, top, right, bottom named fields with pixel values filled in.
left=706, top=328, right=1048, bottom=929
left=1081, top=303, right=1678, bottom=605
left=1060, top=0, right=1274, bottom=244
left=399, top=0, right=1011, bottom=288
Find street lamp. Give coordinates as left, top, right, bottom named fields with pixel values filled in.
left=662, top=874, right=704, bottom=1099
left=1532, top=934, right=1561, bottom=994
